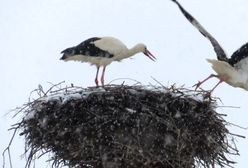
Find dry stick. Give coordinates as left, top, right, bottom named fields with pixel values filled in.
left=47, top=81, right=65, bottom=90
left=228, top=132, right=246, bottom=139
left=150, top=77, right=210, bottom=99
left=227, top=122, right=248, bottom=130
left=8, top=122, right=22, bottom=131
left=217, top=105, right=240, bottom=109
left=38, top=84, right=46, bottom=96
left=37, top=150, right=52, bottom=159
left=49, top=85, right=84, bottom=94
left=29, top=88, right=41, bottom=102
left=2, top=127, right=18, bottom=168
left=108, top=78, right=142, bottom=85
left=150, top=76, right=168, bottom=90
left=44, top=81, right=65, bottom=96
left=25, top=148, right=37, bottom=168
left=12, top=103, right=30, bottom=118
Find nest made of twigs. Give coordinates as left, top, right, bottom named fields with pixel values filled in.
left=5, top=84, right=241, bottom=168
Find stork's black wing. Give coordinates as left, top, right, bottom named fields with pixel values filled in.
left=171, top=0, right=228, bottom=62
left=228, top=43, right=248, bottom=66
left=61, top=37, right=114, bottom=59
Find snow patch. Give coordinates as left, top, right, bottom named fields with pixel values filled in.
left=39, top=117, right=48, bottom=128
left=174, top=111, right=181, bottom=118
left=37, top=87, right=106, bottom=104
left=164, top=134, right=174, bottom=146
left=24, top=110, right=36, bottom=120
left=125, top=108, right=136, bottom=113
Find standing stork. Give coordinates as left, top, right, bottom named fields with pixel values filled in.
left=172, top=0, right=248, bottom=94
left=60, top=37, right=156, bottom=86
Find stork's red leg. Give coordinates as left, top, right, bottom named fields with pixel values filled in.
left=204, top=79, right=224, bottom=99
left=193, top=74, right=219, bottom=91
left=101, top=66, right=106, bottom=86
left=209, top=79, right=223, bottom=94
left=95, top=66, right=100, bottom=86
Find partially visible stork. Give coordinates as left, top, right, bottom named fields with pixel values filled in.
left=60, top=37, right=156, bottom=86
left=172, top=0, right=248, bottom=94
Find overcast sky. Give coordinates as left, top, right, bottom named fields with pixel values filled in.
left=1, top=0, right=248, bottom=167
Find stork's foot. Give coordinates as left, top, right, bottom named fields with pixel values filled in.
left=192, top=74, right=219, bottom=91
left=204, top=91, right=213, bottom=100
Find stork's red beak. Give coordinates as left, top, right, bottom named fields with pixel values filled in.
left=144, top=49, right=156, bottom=61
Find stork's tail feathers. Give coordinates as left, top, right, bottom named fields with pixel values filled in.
left=206, top=59, right=235, bottom=78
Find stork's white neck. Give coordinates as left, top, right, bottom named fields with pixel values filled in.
left=126, top=44, right=145, bottom=57
left=114, top=43, right=146, bottom=61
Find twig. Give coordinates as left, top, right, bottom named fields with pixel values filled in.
left=44, top=81, right=65, bottom=96
left=2, top=127, right=18, bottom=168
left=228, top=132, right=246, bottom=139
left=150, top=76, right=168, bottom=90
left=12, top=103, right=30, bottom=118
left=108, top=78, right=142, bottom=85
left=217, top=105, right=240, bottom=109
left=227, top=122, right=248, bottom=130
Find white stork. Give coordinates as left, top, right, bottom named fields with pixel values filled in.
left=172, top=0, right=248, bottom=94
left=60, top=37, right=156, bottom=86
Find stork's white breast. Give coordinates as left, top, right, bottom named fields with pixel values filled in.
left=63, top=54, right=115, bottom=66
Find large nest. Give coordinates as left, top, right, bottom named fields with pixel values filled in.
left=5, top=84, right=241, bottom=168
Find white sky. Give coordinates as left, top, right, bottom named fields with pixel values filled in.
left=1, top=0, right=248, bottom=167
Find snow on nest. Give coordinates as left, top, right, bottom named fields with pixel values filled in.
left=35, top=84, right=205, bottom=105
left=39, top=86, right=107, bottom=104
left=25, top=86, right=107, bottom=120
left=135, top=85, right=206, bottom=102
left=177, top=91, right=205, bottom=102
left=24, top=84, right=207, bottom=121
left=140, top=84, right=206, bottom=102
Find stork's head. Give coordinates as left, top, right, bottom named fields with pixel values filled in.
left=60, top=47, right=76, bottom=60
left=136, top=43, right=156, bottom=61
